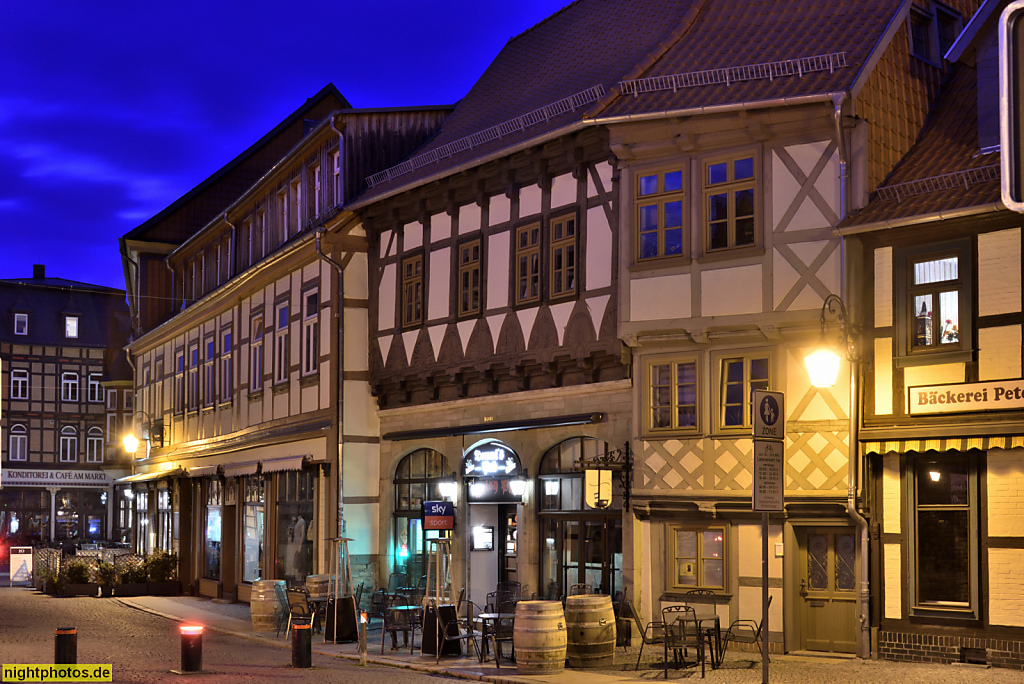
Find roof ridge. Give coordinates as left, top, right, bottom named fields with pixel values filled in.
left=504, top=0, right=583, bottom=45
left=585, top=0, right=707, bottom=119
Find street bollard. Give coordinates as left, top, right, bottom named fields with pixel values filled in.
left=179, top=625, right=203, bottom=673
left=359, top=611, right=368, bottom=667
left=291, top=621, right=312, bottom=668
left=54, top=628, right=77, bottom=664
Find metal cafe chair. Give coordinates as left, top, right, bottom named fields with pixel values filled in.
left=721, top=595, right=772, bottom=662
left=662, top=605, right=705, bottom=679
left=432, top=600, right=481, bottom=664
left=568, top=583, right=593, bottom=596
left=622, top=599, right=666, bottom=671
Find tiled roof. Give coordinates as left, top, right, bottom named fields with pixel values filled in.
left=357, top=0, right=905, bottom=202
left=840, top=62, right=1002, bottom=230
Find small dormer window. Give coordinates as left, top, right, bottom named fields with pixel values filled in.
left=65, top=315, right=79, bottom=338
left=910, top=3, right=962, bottom=64
left=14, top=313, right=28, bottom=335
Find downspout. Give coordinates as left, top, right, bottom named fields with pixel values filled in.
left=835, top=92, right=870, bottom=660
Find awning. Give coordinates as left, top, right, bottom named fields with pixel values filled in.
left=114, top=468, right=184, bottom=484
left=223, top=461, right=259, bottom=477
left=863, top=434, right=1024, bottom=455
left=261, top=455, right=307, bottom=473
left=188, top=465, right=220, bottom=478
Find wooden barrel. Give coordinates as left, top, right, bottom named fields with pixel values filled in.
left=250, top=580, right=285, bottom=633
left=305, top=574, right=335, bottom=600
left=565, top=594, right=616, bottom=667
left=515, top=600, right=567, bottom=675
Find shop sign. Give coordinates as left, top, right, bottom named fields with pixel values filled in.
left=462, top=445, right=520, bottom=478
left=466, top=478, right=521, bottom=503
left=423, top=501, right=455, bottom=530
left=0, top=468, right=112, bottom=488
left=909, top=379, right=1024, bottom=415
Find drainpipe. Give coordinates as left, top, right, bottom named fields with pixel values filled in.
left=835, top=92, right=870, bottom=660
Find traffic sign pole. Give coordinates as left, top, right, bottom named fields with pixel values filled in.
left=752, top=389, right=784, bottom=684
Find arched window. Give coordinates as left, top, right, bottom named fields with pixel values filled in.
left=86, top=427, right=104, bottom=463
left=9, top=424, right=27, bottom=461
left=59, top=426, right=78, bottom=463
left=538, top=437, right=622, bottom=600
left=393, top=448, right=449, bottom=581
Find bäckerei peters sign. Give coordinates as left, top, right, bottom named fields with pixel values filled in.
left=909, top=379, right=1024, bottom=415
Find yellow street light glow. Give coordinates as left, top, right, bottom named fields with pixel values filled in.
left=123, top=433, right=140, bottom=455
left=804, top=347, right=842, bottom=388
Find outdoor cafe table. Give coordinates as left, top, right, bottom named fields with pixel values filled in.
left=477, top=612, right=515, bottom=663
left=384, top=602, right=421, bottom=655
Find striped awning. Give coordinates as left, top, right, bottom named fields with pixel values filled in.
left=862, top=434, right=1024, bottom=454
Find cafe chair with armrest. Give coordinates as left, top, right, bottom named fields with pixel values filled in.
left=721, top=595, right=772, bottom=661
left=662, top=605, right=705, bottom=679
left=623, top=599, right=667, bottom=671
left=432, top=600, right=481, bottom=664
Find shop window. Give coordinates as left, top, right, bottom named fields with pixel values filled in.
left=635, top=167, right=685, bottom=261
left=9, top=424, right=27, bottom=461
left=458, top=240, right=482, bottom=316
left=645, top=357, right=699, bottom=434
left=205, top=479, right=222, bottom=580
left=250, top=315, right=264, bottom=392
left=134, top=488, right=150, bottom=555
left=11, top=369, right=28, bottom=400
left=703, top=153, right=757, bottom=252
left=61, top=372, right=79, bottom=402
left=86, top=427, right=104, bottom=463
left=59, top=426, right=78, bottom=463
left=277, top=470, right=315, bottom=588
left=897, top=240, right=971, bottom=361
left=157, top=487, right=172, bottom=552
left=515, top=223, right=541, bottom=304
left=716, top=353, right=770, bottom=430
left=301, top=289, right=319, bottom=376
left=393, top=449, right=449, bottom=581
left=550, top=213, right=577, bottom=298
left=243, top=476, right=265, bottom=583
left=908, top=452, right=978, bottom=617
left=669, top=526, right=726, bottom=590
left=402, top=254, right=423, bottom=327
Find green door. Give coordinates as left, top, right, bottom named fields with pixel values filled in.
left=797, top=528, right=857, bottom=653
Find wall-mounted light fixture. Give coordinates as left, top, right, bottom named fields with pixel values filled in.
left=509, top=468, right=529, bottom=497
left=805, top=294, right=855, bottom=388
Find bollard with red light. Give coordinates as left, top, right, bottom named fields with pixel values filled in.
left=178, top=624, right=203, bottom=673
left=291, top=619, right=312, bottom=668
left=54, top=628, right=77, bottom=664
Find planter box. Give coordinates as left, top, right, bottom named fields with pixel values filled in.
left=63, top=583, right=99, bottom=597
left=99, top=585, right=113, bottom=598
left=148, top=580, right=181, bottom=596
left=113, top=583, right=148, bottom=597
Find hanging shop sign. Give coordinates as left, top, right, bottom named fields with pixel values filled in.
left=422, top=501, right=455, bottom=530
left=462, top=445, right=521, bottom=479
left=909, top=379, right=1024, bottom=415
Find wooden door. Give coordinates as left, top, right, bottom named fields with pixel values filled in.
left=797, top=528, right=857, bottom=653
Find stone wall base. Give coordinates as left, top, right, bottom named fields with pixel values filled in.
left=878, top=630, right=1024, bottom=670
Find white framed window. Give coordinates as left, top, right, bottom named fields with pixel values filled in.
left=333, top=150, right=341, bottom=204
left=203, top=337, right=215, bottom=407
left=256, top=210, right=266, bottom=262
left=312, top=164, right=321, bottom=217
left=645, top=357, right=699, bottom=434
left=106, top=413, right=117, bottom=445
left=106, top=389, right=117, bottom=409
left=716, top=352, right=771, bottom=430
left=87, top=373, right=104, bottom=403
left=302, top=289, right=319, bottom=376
left=274, top=302, right=290, bottom=384
left=11, top=369, right=29, bottom=400
left=14, top=312, right=28, bottom=335
left=243, top=218, right=253, bottom=268
left=65, top=315, right=79, bottom=338
left=61, top=372, right=79, bottom=402
left=9, top=424, right=27, bottom=461
left=86, top=427, right=104, bottom=463
left=290, top=178, right=302, bottom=236
left=174, top=350, right=185, bottom=413
left=124, top=390, right=133, bottom=409
left=670, top=525, right=726, bottom=590
left=251, top=315, right=264, bottom=392
left=703, top=152, right=758, bottom=252
left=221, top=329, right=233, bottom=401
left=279, top=190, right=289, bottom=243
left=59, top=426, right=78, bottom=463
left=187, top=343, right=199, bottom=411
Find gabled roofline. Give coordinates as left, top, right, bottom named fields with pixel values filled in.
left=947, top=0, right=1001, bottom=62
left=838, top=202, right=1004, bottom=234
left=850, top=0, right=913, bottom=98
left=123, top=83, right=349, bottom=242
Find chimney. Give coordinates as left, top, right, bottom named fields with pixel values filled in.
left=33, top=264, right=45, bottom=279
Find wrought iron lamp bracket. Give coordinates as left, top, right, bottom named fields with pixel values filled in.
left=574, top=442, right=633, bottom=510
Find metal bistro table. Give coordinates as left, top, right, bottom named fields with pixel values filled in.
left=383, top=602, right=421, bottom=654
left=477, top=612, right=515, bottom=664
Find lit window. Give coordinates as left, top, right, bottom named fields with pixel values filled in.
left=9, top=424, right=27, bottom=461
left=704, top=154, right=757, bottom=252
left=458, top=241, right=481, bottom=316
left=59, top=426, right=78, bottom=463
left=302, top=290, right=319, bottom=376
left=65, top=315, right=79, bottom=338
left=671, top=526, right=726, bottom=590
left=14, top=313, right=28, bottom=335
left=274, top=302, right=290, bottom=384
left=11, top=369, right=28, bottom=400
left=402, top=255, right=423, bottom=327
left=61, top=372, right=79, bottom=402
left=636, top=168, right=684, bottom=261
left=86, top=427, right=104, bottom=463
left=550, top=213, right=576, bottom=298
left=647, top=359, right=698, bottom=432
left=515, top=224, right=541, bottom=304
left=87, top=373, right=104, bottom=403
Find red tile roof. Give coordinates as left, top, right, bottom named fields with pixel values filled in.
left=357, top=0, right=906, bottom=203
left=840, top=62, right=1002, bottom=231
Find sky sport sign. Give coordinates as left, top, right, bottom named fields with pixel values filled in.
left=909, top=379, right=1024, bottom=415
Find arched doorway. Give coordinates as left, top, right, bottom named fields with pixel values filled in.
left=538, top=437, right=622, bottom=600
left=393, top=448, right=450, bottom=582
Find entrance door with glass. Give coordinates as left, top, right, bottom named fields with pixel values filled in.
left=796, top=527, right=857, bottom=653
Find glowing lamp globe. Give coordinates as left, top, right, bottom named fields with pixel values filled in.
left=123, top=433, right=140, bottom=455
left=805, top=348, right=842, bottom=388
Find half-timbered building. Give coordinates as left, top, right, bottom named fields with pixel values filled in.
left=0, top=265, right=132, bottom=544
left=840, top=0, right=1024, bottom=667
left=119, top=84, right=451, bottom=600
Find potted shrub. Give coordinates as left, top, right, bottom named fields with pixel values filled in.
left=96, top=561, right=117, bottom=598
left=37, top=567, right=57, bottom=595
left=62, top=559, right=97, bottom=596
left=146, top=551, right=180, bottom=595
left=114, top=563, right=149, bottom=597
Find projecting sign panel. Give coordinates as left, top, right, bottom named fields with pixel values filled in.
left=752, top=390, right=785, bottom=441
left=753, top=440, right=785, bottom=512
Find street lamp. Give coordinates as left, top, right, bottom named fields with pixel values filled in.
left=805, top=294, right=852, bottom=388
left=122, top=411, right=156, bottom=459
